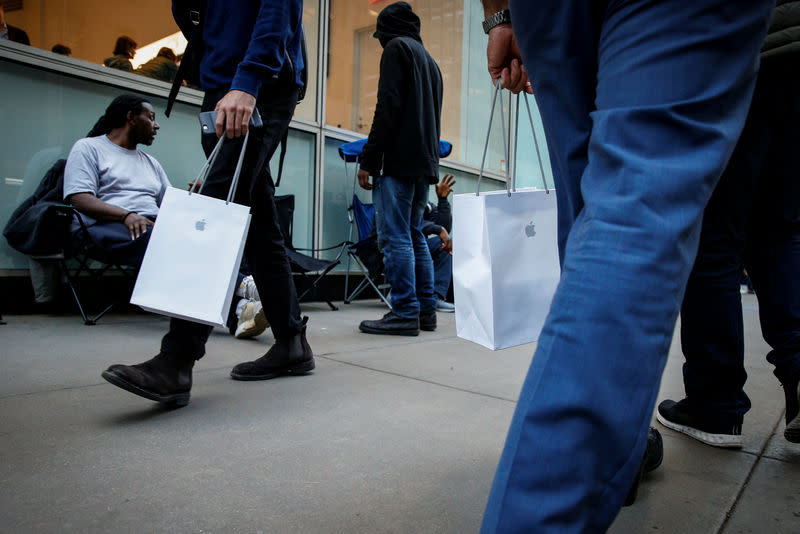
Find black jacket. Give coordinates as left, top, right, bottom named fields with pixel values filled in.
left=6, top=24, right=30, bottom=45
left=762, top=0, right=800, bottom=60
left=360, top=2, right=443, bottom=182
left=3, top=159, right=72, bottom=256
left=421, top=196, right=452, bottom=237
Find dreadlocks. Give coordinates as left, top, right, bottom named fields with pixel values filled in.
left=87, top=94, right=151, bottom=138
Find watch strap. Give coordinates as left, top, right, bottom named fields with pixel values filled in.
left=482, top=9, right=511, bottom=34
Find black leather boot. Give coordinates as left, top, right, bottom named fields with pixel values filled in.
left=230, top=316, right=315, bottom=381
left=101, top=352, right=194, bottom=406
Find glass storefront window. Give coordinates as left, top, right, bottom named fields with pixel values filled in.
left=2, top=0, right=319, bottom=123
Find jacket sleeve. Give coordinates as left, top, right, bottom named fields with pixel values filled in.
left=435, top=196, right=452, bottom=233
left=360, top=40, right=411, bottom=175
left=231, top=0, right=301, bottom=97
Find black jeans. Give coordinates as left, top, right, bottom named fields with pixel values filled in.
left=160, top=81, right=302, bottom=360
left=680, top=55, right=800, bottom=424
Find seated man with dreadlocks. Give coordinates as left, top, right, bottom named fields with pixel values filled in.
left=63, top=94, right=268, bottom=339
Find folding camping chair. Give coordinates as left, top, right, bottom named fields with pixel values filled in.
left=4, top=158, right=137, bottom=325
left=337, top=138, right=453, bottom=308
left=274, top=194, right=347, bottom=311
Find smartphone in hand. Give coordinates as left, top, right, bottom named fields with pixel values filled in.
left=198, top=108, right=263, bottom=135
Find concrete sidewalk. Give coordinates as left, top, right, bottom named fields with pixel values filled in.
left=1, top=294, right=797, bottom=533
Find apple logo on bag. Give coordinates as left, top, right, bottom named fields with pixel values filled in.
left=195, top=219, right=207, bottom=231
left=525, top=221, right=536, bottom=238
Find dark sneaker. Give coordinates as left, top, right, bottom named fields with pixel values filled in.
left=656, top=398, right=742, bottom=448
left=359, top=312, right=420, bottom=336
left=101, top=352, right=194, bottom=406
left=420, top=310, right=437, bottom=332
left=231, top=317, right=315, bottom=381
left=624, top=427, right=663, bottom=506
left=783, top=376, right=800, bottom=443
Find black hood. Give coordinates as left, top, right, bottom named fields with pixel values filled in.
left=373, top=2, right=421, bottom=47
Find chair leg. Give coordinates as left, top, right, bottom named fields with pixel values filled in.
left=297, top=265, right=340, bottom=311
left=343, top=253, right=391, bottom=308
left=59, top=259, right=116, bottom=325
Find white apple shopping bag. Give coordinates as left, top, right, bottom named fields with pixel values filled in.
left=453, top=84, right=560, bottom=350
left=131, top=133, right=251, bottom=327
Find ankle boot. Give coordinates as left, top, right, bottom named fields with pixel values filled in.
left=230, top=316, right=315, bottom=381
left=101, top=352, right=194, bottom=406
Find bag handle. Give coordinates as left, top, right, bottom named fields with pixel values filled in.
left=188, top=130, right=251, bottom=205
left=520, top=91, right=550, bottom=194
left=477, top=79, right=510, bottom=197
left=476, top=80, right=550, bottom=196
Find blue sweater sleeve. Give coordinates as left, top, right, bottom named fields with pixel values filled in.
left=231, top=0, right=301, bottom=96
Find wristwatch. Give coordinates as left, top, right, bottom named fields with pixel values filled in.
left=482, top=9, right=511, bottom=34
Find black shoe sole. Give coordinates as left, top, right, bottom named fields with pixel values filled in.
left=359, top=325, right=419, bottom=336
left=230, top=359, right=316, bottom=381
left=420, top=324, right=436, bottom=332
left=101, top=370, right=190, bottom=407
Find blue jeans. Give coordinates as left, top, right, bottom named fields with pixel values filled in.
left=481, top=1, right=773, bottom=532
left=373, top=175, right=436, bottom=318
left=427, top=236, right=452, bottom=301
left=681, top=54, right=800, bottom=426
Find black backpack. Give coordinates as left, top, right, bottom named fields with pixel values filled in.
left=166, top=1, right=308, bottom=117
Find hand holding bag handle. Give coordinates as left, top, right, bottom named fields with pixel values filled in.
left=476, top=79, right=550, bottom=196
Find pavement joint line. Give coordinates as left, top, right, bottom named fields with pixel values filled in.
left=714, top=411, right=785, bottom=534
left=313, top=353, right=519, bottom=403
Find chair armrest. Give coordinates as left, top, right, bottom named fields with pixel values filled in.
left=51, top=204, right=90, bottom=232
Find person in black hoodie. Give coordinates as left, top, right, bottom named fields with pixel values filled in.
left=357, top=1, right=443, bottom=337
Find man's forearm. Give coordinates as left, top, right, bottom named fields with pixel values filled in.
left=482, top=0, right=509, bottom=17
left=68, top=193, right=129, bottom=222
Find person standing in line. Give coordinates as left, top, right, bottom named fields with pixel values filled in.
left=136, top=47, right=179, bottom=83
left=477, top=0, right=774, bottom=531
left=658, top=0, right=800, bottom=448
left=103, top=36, right=137, bottom=72
left=101, top=0, right=314, bottom=407
left=357, top=1, right=444, bottom=337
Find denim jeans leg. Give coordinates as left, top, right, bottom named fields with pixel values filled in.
left=410, top=177, right=436, bottom=314
left=374, top=175, right=418, bottom=318
left=482, top=1, right=771, bottom=532
left=428, top=236, right=452, bottom=300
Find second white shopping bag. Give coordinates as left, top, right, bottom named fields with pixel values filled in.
left=453, top=84, right=560, bottom=350
left=130, top=132, right=252, bottom=327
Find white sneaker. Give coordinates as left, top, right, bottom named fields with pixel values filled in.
left=238, top=275, right=260, bottom=301
left=235, top=300, right=269, bottom=339
left=436, top=300, right=455, bottom=313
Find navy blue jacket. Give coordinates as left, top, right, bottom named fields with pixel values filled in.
left=196, top=0, right=304, bottom=96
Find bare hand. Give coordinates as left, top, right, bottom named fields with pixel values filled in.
left=187, top=179, right=203, bottom=191
left=125, top=213, right=153, bottom=240
left=214, top=90, right=257, bottom=139
left=436, top=173, right=456, bottom=198
left=487, top=25, right=532, bottom=94
left=358, top=168, right=373, bottom=190
left=439, top=228, right=452, bottom=253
